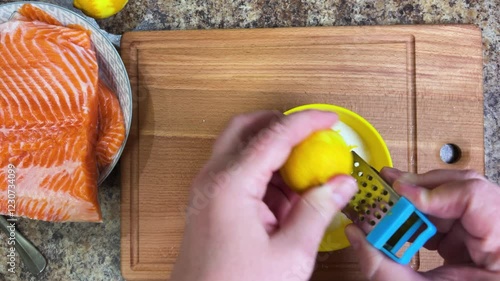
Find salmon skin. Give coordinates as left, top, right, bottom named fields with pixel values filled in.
left=0, top=4, right=125, bottom=222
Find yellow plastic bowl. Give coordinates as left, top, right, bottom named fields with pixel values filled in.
left=284, top=103, right=393, bottom=252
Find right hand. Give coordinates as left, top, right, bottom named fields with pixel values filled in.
left=171, top=110, right=357, bottom=281
left=345, top=168, right=500, bottom=281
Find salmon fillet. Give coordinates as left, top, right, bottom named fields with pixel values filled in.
left=0, top=5, right=101, bottom=222
left=14, top=4, right=126, bottom=172
left=96, top=82, right=125, bottom=171
left=16, top=3, right=63, bottom=26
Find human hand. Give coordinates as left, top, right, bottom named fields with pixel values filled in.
left=171, top=110, right=358, bottom=281
left=345, top=168, right=500, bottom=281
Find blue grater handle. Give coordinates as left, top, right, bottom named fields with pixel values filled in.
left=366, top=197, right=437, bottom=265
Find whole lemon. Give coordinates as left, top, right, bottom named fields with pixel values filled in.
left=280, top=129, right=353, bottom=193
left=74, top=0, right=128, bottom=19
left=280, top=129, right=354, bottom=251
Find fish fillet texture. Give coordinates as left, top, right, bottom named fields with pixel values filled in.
left=16, top=4, right=63, bottom=26
left=0, top=5, right=102, bottom=222
left=97, top=82, right=125, bottom=170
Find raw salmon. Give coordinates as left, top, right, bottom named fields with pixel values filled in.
left=13, top=4, right=126, bottom=173
left=16, top=3, right=63, bottom=26
left=96, top=81, right=125, bottom=170
left=0, top=5, right=102, bottom=222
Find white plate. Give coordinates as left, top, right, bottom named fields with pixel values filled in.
left=0, top=2, right=132, bottom=184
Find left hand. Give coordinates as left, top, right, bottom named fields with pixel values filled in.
left=171, top=110, right=357, bottom=281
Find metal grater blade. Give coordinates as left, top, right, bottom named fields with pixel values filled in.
left=342, top=151, right=401, bottom=234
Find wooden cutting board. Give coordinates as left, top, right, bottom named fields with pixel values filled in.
left=120, top=25, right=483, bottom=280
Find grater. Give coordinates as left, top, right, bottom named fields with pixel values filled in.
left=343, top=151, right=437, bottom=265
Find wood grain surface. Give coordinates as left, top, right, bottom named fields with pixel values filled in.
left=120, top=25, right=483, bottom=280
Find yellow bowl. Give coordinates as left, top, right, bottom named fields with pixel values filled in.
left=284, top=103, right=392, bottom=252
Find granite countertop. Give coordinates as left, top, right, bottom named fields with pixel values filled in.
left=0, top=0, right=498, bottom=280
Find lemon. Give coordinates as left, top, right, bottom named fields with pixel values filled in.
left=74, top=0, right=128, bottom=19
left=280, top=129, right=354, bottom=251
left=280, top=129, right=353, bottom=193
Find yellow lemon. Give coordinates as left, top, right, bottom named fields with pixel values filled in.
left=280, top=129, right=354, bottom=251
left=280, top=129, right=353, bottom=193
left=74, top=0, right=128, bottom=19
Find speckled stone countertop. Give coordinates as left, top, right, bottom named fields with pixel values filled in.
left=0, top=0, right=498, bottom=280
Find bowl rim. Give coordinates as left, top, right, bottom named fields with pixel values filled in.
left=284, top=103, right=393, bottom=168
left=0, top=1, right=133, bottom=185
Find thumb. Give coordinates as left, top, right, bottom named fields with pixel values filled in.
left=345, top=225, right=424, bottom=281
left=274, top=175, right=357, bottom=254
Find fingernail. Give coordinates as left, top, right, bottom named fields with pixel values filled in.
left=382, top=167, right=403, bottom=179
left=393, top=175, right=424, bottom=201
left=330, top=177, right=357, bottom=206
left=344, top=225, right=360, bottom=250
left=397, top=172, right=418, bottom=185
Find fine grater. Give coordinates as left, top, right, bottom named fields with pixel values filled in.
left=342, top=151, right=437, bottom=265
